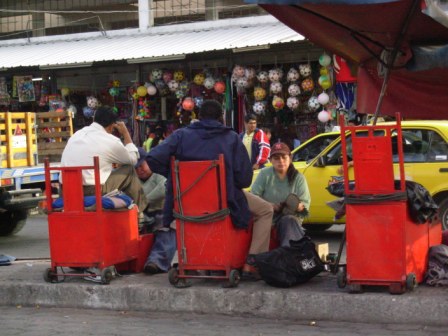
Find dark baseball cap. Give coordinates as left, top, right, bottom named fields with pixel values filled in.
left=135, top=147, right=147, bottom=168
left=270, top=142, right=291, bottom=158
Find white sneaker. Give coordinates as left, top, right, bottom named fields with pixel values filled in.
left=83, top=267, right=102, bottom=283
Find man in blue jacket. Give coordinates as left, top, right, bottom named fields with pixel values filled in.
left=147, top=100, right=273, bottom=279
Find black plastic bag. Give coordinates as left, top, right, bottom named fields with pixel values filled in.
left=253, top=236, right=325, bottom=288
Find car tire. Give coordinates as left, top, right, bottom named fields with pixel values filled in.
left=437, top=198, right=448, bottom=231
left=303, top=224, right=333, bottom=232
left=0, top=209, right=28, bottom=236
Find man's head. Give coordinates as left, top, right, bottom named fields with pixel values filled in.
left=244, top=114, right=257, bottom=134
left=94, top=106, right=118, bottom=129
left=135, top=147, right=153, bottom=181
left=198, top=100, right=222, bottom=120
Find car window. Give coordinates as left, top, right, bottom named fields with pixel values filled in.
left=293, top=135, right=338, bottom=162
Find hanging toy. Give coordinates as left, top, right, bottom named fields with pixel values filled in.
left=301, top=78, right=315, bottom=92
left=150, top=69, right=163, bottom=81
left=83, top=106, right=94, bottom=118
left=288, top=84, right=301, bottom=97
left=236, top=77, right=249, bottom=93
left=87, top=96, right=98, bottom=109
left=175, top=89, right=185, bottom=99
left=167, top=80, right=179, bottom=92
left=318, top=110, right=331, bottom=123
left=193, top=73, right=206, bottom=86
left=232, top=65, right=246, bottom=79
left=308, top=96, right=321, bottom=111
left=136, top=86, right=147, bottom=97
left=256, top=71, right=269, bottom=84
left=272, top=96, right=285, bottom=110
left=214, top=81, right=226, bottom=94
left=109, top=87, right=120, bottom=97
left=203, top=77, right=215, bottom=90
left=112, top=80, right=120, bottom=88
left=147, top=84, right=157, bottom=96
left=254, top=87, right=267, bottom=101
left=287, top=68, right=300, bottom=82
left=317, top=92, right=330, bottom=105
left=182, top=97, right=195, bottom=111
left=318, top=75, right=332, bottom=90
left=268, top=69, right=281, bottom=82
left=286, top=97, right=300, bottom=111
left=173, top=70, right=185, bottom=82
left=253, top=101, right=266, bottom=115
left=319, top=53, right=332, bottom=67
left=299, top=64, right=312, bottom=77
left=60, top=87, right=70, bottom=97
left=270, top=82, right=282, bottom=95
left=194, top=96, right=204, bottom=109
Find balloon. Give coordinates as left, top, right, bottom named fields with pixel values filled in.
left=182, top=97, right=195, bottom=111
left=272, top=96, right=285, bottom=110
left=320, top=67, right=329, bottom=76
left=317, top=92, right=330, bottom=105
left=147, top=85, right=157, bottom=95
left=109, top=87, right=119, bottom=97
left=214, top=81, right=226, bottom=94
left=319, top=53, right=332, bottom=67
left=318, top=110, right=330, bottom=123
left=137, top=86, right=147, bottom=97
left=320, top=79, right=332, bottom=90
left=193, top=73, right=205, bottom=86
left=83, top=106, right=94, bottom=118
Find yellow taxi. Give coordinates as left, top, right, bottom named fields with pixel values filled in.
left=255, top=121, right=448, bottom=231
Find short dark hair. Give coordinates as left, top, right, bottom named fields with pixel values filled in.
left=199, top=100, right=222, bottom=120
left=93, top=106, right=118, bottom=127
left=244, top=114, right=257, bottom=123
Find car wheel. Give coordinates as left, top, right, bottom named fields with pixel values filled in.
left=0, top=210, right=28, bottom=236
left=303, top=224, right=333, bottom=232
left=437, top=198, right=448, bottom=231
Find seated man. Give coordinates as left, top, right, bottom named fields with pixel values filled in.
left=60, top=106, right=148, bottom=217
left=135, top=147, right=175, bottom=274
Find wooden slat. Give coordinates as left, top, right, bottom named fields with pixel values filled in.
left=36, top=111, right=71, bottom=119
left=36, top=131, right=72, bottom=138
left=38, top=149, right=66, bottom=155
left=36, top=120, right=71, bottom=128
left=37, top=142, right=67, bottom=150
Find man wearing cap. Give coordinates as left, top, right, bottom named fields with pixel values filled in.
left=135, top=147, right=176, bottom=274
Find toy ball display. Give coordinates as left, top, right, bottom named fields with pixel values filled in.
left=299, top=64, right=312, bottom=77
left=318, top=110, right=331, bottom=123
left=173, top=70, right=185, bottom=82
left=83, top=106, right=94, bottom=118
left=136, top=86, right=147, bottom=97
left=232, top=65, right=246, bottom=78
left=67, top=104, right=77, bottom=117
left=194, top=96, right=204, bottom=108
left=318, top=75, right=332, bottom=90
left=253, top=101, right=266, bottom=115
left=214, top=81, right=226, bottom=94
left=254, top=87, right=267, bottom=101
left=236, top=77, right=249, bottom=90
left=256, top=71, right=269, bottom=83
left=60, top=87, right=70, bottom=97
left=112, top=80, right=120, bottom=88
left=109, top=87, right=120, bottom=97
left=175, top=89, right=185, bottom=99
left=288, top=84, right=301, bottom=97
left=287, top=68, right=300, bottom=82
left=272, top=96, right=285, bottom=110
left=308, top=96, right=321, bottom=111
left=87, top=96, right=98, bottom=109
left=245, top=67, right=256, bottom=80
left=167, top=80, right=179, bottom=92
left=179, top=81, right=189, bottom=92
left=162, top=71, right=173, bottom=83
left=151, top=69, right=163, bottom=81
left=287, top=96, right=300, bottom=110
left=268, top=69, right=281, bottom=82
left=301, top=78, right=315, bottom=92
left=320, top=67, right=329, bottom=76
left=317, top=92, right=330, bottom=105
left=182, top=97, right=195, bottom=111
left=319, top=53, right=332, bottom=67
left=146, top=84, right=157, bottom=95
left=203, top=77, right=215, bottom=90
left=193, top=73, right=205, bottom=86
left=270, top=81, right=283, bottom=94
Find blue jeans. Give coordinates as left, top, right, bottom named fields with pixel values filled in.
left=276, top=215, right=305, bottom=247
left=145, top=229, right=177, bottom=272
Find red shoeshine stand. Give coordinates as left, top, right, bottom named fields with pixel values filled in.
left=43, top=157, right=153, bottom=284
left=168, top=154, right=252, bottom=288
left=338, top=114, right=441, bottom=294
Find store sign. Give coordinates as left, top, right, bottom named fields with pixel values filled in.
left=12, top=125, right=26, bottom=148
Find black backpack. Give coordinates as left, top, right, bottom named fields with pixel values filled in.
left=254, top=236, right=325, bottom=288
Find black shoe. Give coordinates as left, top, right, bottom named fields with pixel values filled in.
left=143, top=262, right=161, bottom=275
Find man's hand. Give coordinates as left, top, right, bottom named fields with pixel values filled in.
left=252, top=163, right=260, bottom=170
left=114, top=121, right=132, bottom=145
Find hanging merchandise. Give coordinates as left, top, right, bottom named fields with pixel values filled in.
left=317, top=92, right=330, bottom=105
left=214, top=81, right=226, bottom=94
left=268, top=68, right=282, bottom=82
left=288, top=84, right=301, bottom=97
left=317, top=110, right=331, bottom=123
left=318, top=75, right=332, bottom=90
left=147, top=84, right=157, bottom=96
left=193, top=73, right=206, bottom=86
left=286, top=96, right=300, bottom=111
left=60, top=87, right=70, bottom=97
left=182, top=97, right=195, bottom=111
left=0, top=77, right=11, bottom=106
left=272, top=96, right=285, bottom=110
left=270, top=82, right=282, bottom=95
left=162, top=70, right=173, bottom=84
left=203, top=77, right=215, bottom=90
left=232, top=65, right=246, bottom=79
left=173, top=70, right=185, bottom=82
left=254, top=87, right=267, bottom=101
left=319, top=53, right=332, bottom=67
left=83, top=106, right=94, bottom=118
left=150, top=69, right=163, bottom=82
left=167, top=80, right=179, bottom=92
left=16, top=75, right=35, bottom=102
left=136, top=86, right=147, bottom=97
left=253, top=101, right=266, bottom=115
left=256, top=71, right=269, bottom=84
left=287, top=68, right=300, bottom=82
left=308, top=96, right=321, bottom=111
left=299, top=64, right=312, bottom=78
left=301, top=78, right=315, bottom=92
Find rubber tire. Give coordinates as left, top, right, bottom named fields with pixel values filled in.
left=337, top=267, right=347, bottom=289
left=168, top=267, right=180, bottom=286
left=0, top=209, right=28, bottom=236
left=223, top=269, right=241, bottom=288
left=303, top=224, right=333, bottom=232
left=406, top=273, right=417, bottom=292
left=437, top=198, right=448, bottom=231
left=101, top=268, right=113, bottom=285
left=43, top=268, right=57, bottom=283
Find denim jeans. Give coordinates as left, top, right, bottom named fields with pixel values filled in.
left=145, top=229, right=177, bottom=272
left=275, top=215, right=305, bottom=247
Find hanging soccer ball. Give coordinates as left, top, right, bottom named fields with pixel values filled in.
left=232, top=65, right=246, bottom=78
left=287, top=68, right=300, bottom=82
left=151, top=69, right=163, bottom=81
left=112, top=80, right=120, bottom=88
left=288, top=84, right=301, bottom=97
left=317, top=92, right=330, bottom=105
left=203, top=77, right=215, bottom=90
left=299, top=64, right=312, bottom=77
left=167, top=80, right=179, bottom=92
left=301, top=78, right=315, bottom=92
left=162, top=70, right=173, bottom=83
left=245, top=67, right=256, bottom=80
left=308, top=96, right=321, bottom=111
left=236, top=77, right=249, bottom=91
left=318, top=110, right=331, bottom=123
left=272, top=96, right=285, bottom=110
left=287, top=97, right=300, bottom=111
left=193, top=73, right=205, bottom=86
left=253, top=101, right=266, bottom=115
left=214, top=81, right=226, bottom=94
left=87, top=96, right=98, bottom=109
left=268, top=69, right=281, bottom=82
left=254, top=87, right=267, bottom=101
left=257, top=71, right=269, bottom=83
left=173, top=70, right=185, bottom=82
left=270, top=81, right=283, bottom=95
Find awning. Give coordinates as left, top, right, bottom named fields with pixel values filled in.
left=246, top=0, right=448, bottom=119
left=0, top=16, right=303, bottom=70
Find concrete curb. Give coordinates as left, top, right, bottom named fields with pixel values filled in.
left=1, top=261, right=447, bottom=326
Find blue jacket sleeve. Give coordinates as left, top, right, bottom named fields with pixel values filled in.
left=146, top=132, right=180, bottom=178
left=233, top=137, right=253, bottom=189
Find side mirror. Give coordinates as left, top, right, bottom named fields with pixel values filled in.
left=314, top=155, right=327, bottom=167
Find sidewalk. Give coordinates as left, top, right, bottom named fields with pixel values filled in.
left=0, top=260, right=447, bottom=326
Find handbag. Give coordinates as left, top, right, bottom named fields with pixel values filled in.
left=253, top=236, right=325, bottom=288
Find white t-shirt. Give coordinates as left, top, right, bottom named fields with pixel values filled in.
left=60, top=122, right=138, bottom=185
